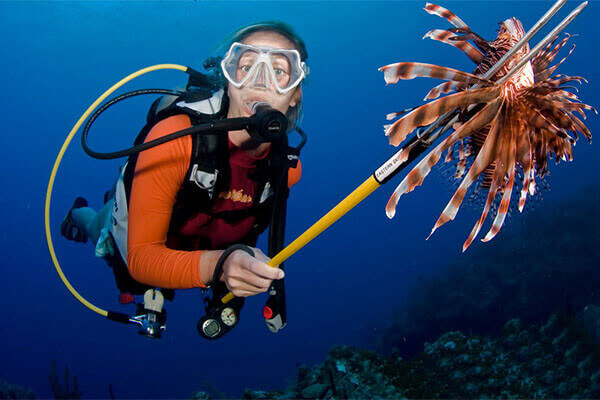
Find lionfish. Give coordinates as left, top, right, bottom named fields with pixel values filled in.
left=380, top=3, right=595, bottom=251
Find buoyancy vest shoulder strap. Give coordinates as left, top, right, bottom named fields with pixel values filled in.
left=122, top=88, right=228, bottom=206
left=168, top=124, right=231, bottom=232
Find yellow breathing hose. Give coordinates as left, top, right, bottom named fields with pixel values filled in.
left=44, top=64, right=188, bottom=317
left=46, top=62, right=381, bottom=318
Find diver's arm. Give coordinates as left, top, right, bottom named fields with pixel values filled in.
left=127, top=115, right=208, bottom=289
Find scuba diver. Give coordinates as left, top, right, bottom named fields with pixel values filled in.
left=59, top=21, right=308, bottom=339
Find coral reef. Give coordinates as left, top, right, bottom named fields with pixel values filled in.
left=0, top=378, right=36, bottom=399
left=378, top=184, right=600, bottom=358
left=0, top=361, right=85, bottom=400
left=49, top=360, right=82, bottom=399
left=191, top=391, right=211, bottom=399
left=240, top=309, right=600, bottom=399
left=580, top=304, right=600, bottom=341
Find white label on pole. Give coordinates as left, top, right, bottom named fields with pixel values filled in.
left=374, top=149, right=408, bottom=183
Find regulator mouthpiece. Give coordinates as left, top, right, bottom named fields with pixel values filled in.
left=248, top=102, right=288, bottom=143
left=252, top=101, right=272, bottom=113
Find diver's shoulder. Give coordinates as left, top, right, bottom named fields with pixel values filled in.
left=145, top=114, right=193, bottom=143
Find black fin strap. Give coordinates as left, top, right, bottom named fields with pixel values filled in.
left=211, top=244, right=255, bottom=287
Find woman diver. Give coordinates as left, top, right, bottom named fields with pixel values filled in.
left=60, top=21, right=308, bottom=311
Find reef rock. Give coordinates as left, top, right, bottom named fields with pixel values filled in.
left=241, top=310, right=600, bottom=399
left=0, top=378, right=36, bottom=399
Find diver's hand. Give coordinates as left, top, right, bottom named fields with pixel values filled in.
left=221, top=247, right=284, bottom=297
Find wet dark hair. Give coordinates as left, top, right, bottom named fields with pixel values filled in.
left=229, top=21, right=308, bottom=61
left=220, top=21, right=308, bottom=131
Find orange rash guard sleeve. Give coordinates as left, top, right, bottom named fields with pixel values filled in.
left=288, top=159, right=302, bottom=188
left=127, top=114, right=207, bottom=289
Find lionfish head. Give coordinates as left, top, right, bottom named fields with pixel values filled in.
left=497, top=17, right=530, bottom=72
left=500, top=17, right=526, bottom=42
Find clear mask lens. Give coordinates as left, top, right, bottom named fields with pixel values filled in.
left=221, top=42, right=306, bottom=94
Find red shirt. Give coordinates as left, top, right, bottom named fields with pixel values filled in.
left=176, top=137, right=270, bottom=249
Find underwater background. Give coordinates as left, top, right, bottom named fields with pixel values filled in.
left=1, top=0, right=599, bottom=398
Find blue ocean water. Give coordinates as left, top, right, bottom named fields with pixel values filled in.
left=1, top=1, right=598, bottom=398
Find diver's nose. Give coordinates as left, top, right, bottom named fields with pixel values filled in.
left=252, top=63, right=269, bottom=89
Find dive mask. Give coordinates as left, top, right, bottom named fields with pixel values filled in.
left=221, top=42, right=307, bottom=94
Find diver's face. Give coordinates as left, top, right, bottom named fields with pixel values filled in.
left=227, top=31, right=302, bottom=120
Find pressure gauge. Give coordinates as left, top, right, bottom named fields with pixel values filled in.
left=199, top=318, right=221, bottom=339
left=220, top=307, right=237, bottom=326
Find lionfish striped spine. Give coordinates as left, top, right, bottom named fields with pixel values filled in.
left=379, top=3, right=595, bottom=251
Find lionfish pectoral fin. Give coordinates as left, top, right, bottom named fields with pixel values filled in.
left=448, top=27, right=471, bottom=34
left=429, top=98, right=503, bottom=238
left=447, top=33, right=476, bottom=42
left=423, top=29, right=484, bottom=64
left=386, top=85, right=501, bottom=146
left=385, top=97, right=502, bottom=221
left=424, top=81, right=466, bottom=101
left=463, top=110, right=512, bottom=251
left=384, top=147, right=413, bottom=219
left=463, top=163, right=506, bottom=251
left=454, top=140, right=466, bottom=178
left=386, top=107, right=417, bottom=121
left=385, top=192, right=399, bottom=219
left=463, top=186, right=495, bottom=251
left=533, top=36, right=574, bottom=80
left=379, top=62, right=493, bottom=86
left=444, top=146, right=454, bottom=162
left=532, top=35, right=562, bottom=74
left=423, top=29, right=454, bottom=41
left=529, top=168, right=536, bottom=195
left=567, top=112, right=593, bottom=142
left=482, top=114, right=519, bottom=242
left=518, top=136, right=533, bottom=213
left=424, top=3, right=469, bottom=28
left=445, top=26, right=492, bottom=53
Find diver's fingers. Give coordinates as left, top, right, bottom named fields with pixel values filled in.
left=221, top=249, right=283, bottom=297
left=237, top=270, right=273, bottom=291
left=222, top=250, right=277, bottom=288
left=228, top=286, right=259, bottom=298
left=250, top=246, right=270, bottom=263
left=246, top=256, right=284, bottom=281
left=226, top=277, right=267, bottom=297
